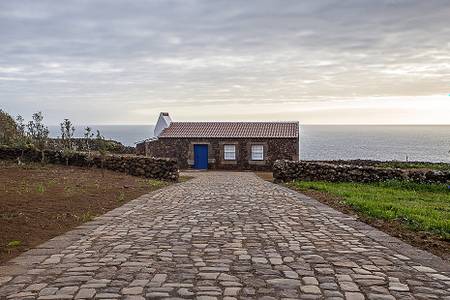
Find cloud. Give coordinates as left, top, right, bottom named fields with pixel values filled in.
left=0, top=0, right=449, bottom=124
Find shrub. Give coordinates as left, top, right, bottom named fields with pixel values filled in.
left=0, top=109, right=20, bottom=145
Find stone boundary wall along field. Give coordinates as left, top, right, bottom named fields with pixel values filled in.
left=0, top=146, right=178, bottom=181
left=47, top=138, right=135, bottom=154
left=273, top=159, right=450, bottom=184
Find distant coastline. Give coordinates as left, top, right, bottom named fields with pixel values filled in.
left=48, top=125, right=450, bottom=163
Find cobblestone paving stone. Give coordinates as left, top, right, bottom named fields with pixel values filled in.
left=1, top=172, right=449, bottom=299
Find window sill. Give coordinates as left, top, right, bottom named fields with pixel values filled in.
left=221, top=160, right=237, bottom=165
left=248, top=160, right=266, bottom=165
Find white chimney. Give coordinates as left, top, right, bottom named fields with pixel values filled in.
left=153, top=112, right=172, bottom=137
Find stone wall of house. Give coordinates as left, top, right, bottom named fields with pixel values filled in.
left=273, top=160, right=450, bottom=184
left=138, top=137, right=299, bottom=171
left=136, top=141, right=146, bottom=155
left=0, top=146, right=178, bottom=181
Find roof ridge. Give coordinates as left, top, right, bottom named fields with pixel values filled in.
left=159, top=121, right=299, bottom=138
left=171, top=121, right=299, bottom=124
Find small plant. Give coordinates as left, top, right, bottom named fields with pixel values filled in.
left=27, top=112, right=49, bottom=164
left=64, top=185, right=74, bottom=196
left=79, top=211, right=95, bottom=223
left=60, top=118, right=75, bottom=150
left=84, top=126, right=94, bottom=155
left=7, top=240, right=21, bottom=247
left=117, top=191, right=125, bottom=203
left=0, top=212, right=17, bottom=221
left=36, top=183, right=45, bottom=193
left=47, top=178, right=57, bottom=187
left=96, top=130, right=110, bottom=177
left=60, top=118, right=76, bottom=166
left=147, top=179, right=166, bottom=188
left=19, top=180, right=29, bottom=194
left=61, top=148, right=76, bottom=166
left=14, top=115, right=30, bottom=164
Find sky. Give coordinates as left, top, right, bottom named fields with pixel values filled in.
left=0, top=0, right=449, bottom=125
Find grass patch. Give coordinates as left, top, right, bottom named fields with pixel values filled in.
left=7, top=240, right=21, bottom=248
left=289, top=180, right=450, bottom=240
left=146, top=179, right=168, bottom=188
left=117, top=191, right=125, bottom=203
left=374, top=161, right=450, bottom=171
left=179, top=175, right=194, bottom=183
left=36, top=183, right=45, bottom=193
left=78, top=211, right=96, bottom=223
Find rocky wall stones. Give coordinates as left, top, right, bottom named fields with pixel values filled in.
left=0, top=145, right=178, bottom=181
left=273, top=159, right=450, bottom=184
left=138, top=137, right=299, bottom=171
left=47, top=138, right=135, bottom=154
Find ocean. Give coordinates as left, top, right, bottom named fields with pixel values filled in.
left=48, top=125, right=450, bottom=163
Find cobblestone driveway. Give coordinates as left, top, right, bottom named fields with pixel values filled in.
left=1, top=172, right=449, bottom=299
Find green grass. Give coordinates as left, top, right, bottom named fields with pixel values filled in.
left=36, top=183, right=45, bottom=193
left=374, top=161, right=450, bottom=171
left=78, top=211, right=96, bottom=223
left=7, top=240, right=21, bottom=247
left=145, top=179, right=168, bottom=188
left=289, top=180, right=450, bottom=240
left=117, top=191, right=125, bottom=203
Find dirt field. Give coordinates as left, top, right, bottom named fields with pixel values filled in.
left=0, top=161, right=171, bottom=264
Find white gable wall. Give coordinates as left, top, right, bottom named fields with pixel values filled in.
left=154, top=112, right=172, bottom=137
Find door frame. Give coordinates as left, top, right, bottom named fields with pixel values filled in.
left=193, top=144, right=209, bottom=169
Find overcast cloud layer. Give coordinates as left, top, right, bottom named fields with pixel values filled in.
left=0, top=0, right=449, bottom=124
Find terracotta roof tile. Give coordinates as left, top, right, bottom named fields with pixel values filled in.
left=159, top=122, right=299, bottom=138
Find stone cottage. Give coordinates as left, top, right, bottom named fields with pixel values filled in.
left=136, top=112, right=299, bottom=171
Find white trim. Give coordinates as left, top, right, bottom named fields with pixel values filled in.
left=251, top=144, right=264, bottom=161
left=224, top=144, right=236, bottom=160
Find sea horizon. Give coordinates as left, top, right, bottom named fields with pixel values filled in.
left=48, top=124, right=450, bottom=163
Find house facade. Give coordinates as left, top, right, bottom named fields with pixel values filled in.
left=136, top=113, right=299, bottom=171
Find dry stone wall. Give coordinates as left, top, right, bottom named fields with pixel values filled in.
left=273, top=159, right=450, bottom=184
left=47, top=138, right=135, bottom=154
left=0, top=146, right=178, bottom=181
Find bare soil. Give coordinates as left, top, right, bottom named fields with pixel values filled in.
left=0, top=161, right=171, bottom=264
left=254, top=171, right=274, bottom=181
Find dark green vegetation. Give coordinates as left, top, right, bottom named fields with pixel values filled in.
left=0, top=109, right=134, bottom=156
left=316, top=160, right=450, bottom=172
left=374, top=161, right=450, bottom=171
left=289, top=180, right=450, bottom=240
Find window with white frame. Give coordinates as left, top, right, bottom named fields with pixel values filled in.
left=224, top=144, right=236, bottom=160
left=251, top=145, right=264, bottom=160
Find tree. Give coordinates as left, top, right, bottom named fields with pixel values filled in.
left=27, top=112, right=49, bottom=164
left=60, top=118, right=75, bottom=150
left=96, top=130, right=109, bottom=177
left=84, top=126, right=94, bottom=155
left=14, top=115, right=29, bottom=164
left=0, top=109, right=20, bottom=145
left=60, top=119, right=76, bottom=166
left=16, top=116, right=25, bottom=137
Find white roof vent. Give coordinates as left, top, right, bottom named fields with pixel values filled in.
left=153, top=112, right=172, bottom=137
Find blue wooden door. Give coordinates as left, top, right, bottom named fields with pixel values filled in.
left=194, top=144, right=208, bottom=169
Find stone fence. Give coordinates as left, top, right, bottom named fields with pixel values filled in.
left=0, top=146, right=178, bottom=181
left=47, top=138, right=135, bottom=154
left=273, top=160, right=450, bottom=184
